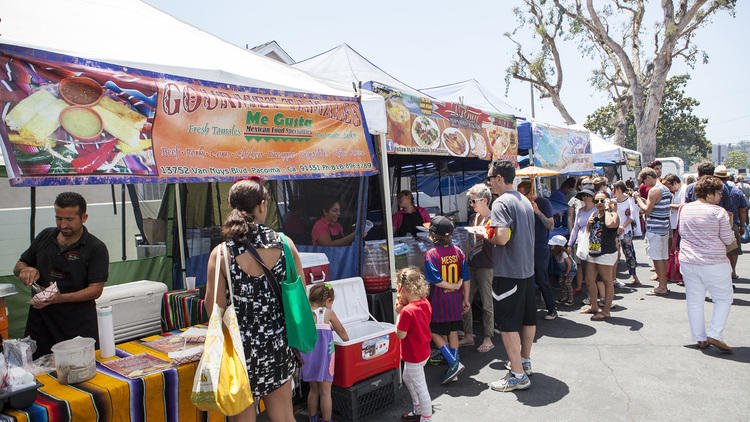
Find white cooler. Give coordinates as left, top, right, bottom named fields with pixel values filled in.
left=95, top=280, right=168, bottom=343
left=299, top=252, right=329, bottom=284
left=308, top=277, right=399, bottom=388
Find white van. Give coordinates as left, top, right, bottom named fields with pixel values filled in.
left=655, top=157, right=685, bottom=178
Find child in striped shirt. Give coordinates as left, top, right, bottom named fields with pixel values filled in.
left=423, top=216, right=471, bottom=385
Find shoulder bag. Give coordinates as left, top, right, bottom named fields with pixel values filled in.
left=245, top=233, right=318, bottom=353
left=191, top=243, right=253, bottom=416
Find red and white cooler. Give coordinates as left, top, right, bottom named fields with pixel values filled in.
left=299, top=252, right=329, bottom=285
left=309, top=277, right=400, bottom=388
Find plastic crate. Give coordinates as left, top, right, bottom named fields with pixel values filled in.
left=331, top=369, right=397, bottom=422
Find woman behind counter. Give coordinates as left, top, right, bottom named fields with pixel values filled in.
left=392, top=190, right=430, bottom=237
left=311, top=199, right=356, bottom=246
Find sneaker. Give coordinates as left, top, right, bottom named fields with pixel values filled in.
left=401, top=411, right=421, bottom=422
left=582, top=297, right=590, bottom=305
left=504, top=360, right=533, bottom=376
left=564, top=298, right=574, bottom=306
left=428, top=350, right=445, bottom=366
left=614, top=281, right=626, bottom=288
left=441, top=361, right=465, bottom=384
left=490, top=371, right=531, bottom=392
left=544, top=310, right=558, bottom=320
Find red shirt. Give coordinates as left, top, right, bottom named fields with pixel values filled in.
left=397, top=298, right=432, bottom=363
left=639, top=183, right=652, bottom=198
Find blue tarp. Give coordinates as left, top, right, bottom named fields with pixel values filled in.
left=517, top=121, right=532, bottom=151
left=415, top=172, right=486, bottom=197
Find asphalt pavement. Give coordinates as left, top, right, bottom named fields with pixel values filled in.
left=368, top=237, right=750, bottom=421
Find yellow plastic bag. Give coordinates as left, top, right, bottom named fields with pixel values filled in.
left=191, top=243, right=253, bottom=415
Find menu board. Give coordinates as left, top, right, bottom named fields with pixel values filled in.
left=370, top=82, right=516, bottom=161
left=624, top=151, right=641, bottom=171
left=0, top=44, right=376, bottom=187
left=532, top=122, right=593, bottom=173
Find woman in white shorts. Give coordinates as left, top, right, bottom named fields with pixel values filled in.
left=582, top=192, right=620, bottom=321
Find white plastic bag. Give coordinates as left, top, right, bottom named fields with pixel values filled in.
left=576, top=228, right=590, bottom=261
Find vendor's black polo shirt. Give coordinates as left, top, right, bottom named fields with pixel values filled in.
left=20, top=227, right=109, bottom=357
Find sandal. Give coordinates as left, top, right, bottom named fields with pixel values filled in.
left=590, top=312, right=609, bottom=321
left=628, top=280, right=643, bottom=287
left=458, top=336, right=475, bottom=347
left=646, top=289, right=670, bottom=296
left=649, top=273, right=658, bottom=281
left=477, top=342, right=495, bottom=353
left=579, top=306, right=597, bottom=314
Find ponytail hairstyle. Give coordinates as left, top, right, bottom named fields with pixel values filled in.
left=308, top=282, right=335, bottom=307
left=397, top=267, right=428, bottom=299
left=222, top=177, right=267, bottom=245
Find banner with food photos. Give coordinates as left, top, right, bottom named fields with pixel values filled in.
left=0, top=45, right=376, bottom=187
left=531, top=123, right=594, bottom=174
left=369, top=82, right=516, bottom=161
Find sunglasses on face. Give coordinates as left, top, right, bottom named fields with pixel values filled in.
left=485, top=175, right=497, bottom=183
left=469, top=198, right=484, bottom=205
left=594, top=199, right=607, bottom=204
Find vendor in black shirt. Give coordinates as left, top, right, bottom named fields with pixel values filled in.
left=583, top=192, right=620, bottom=321
left=391, top=190, right=430, bottom=237
left=14, top=192, right=109, bottom=358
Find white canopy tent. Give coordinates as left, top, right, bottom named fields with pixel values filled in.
left=293, top=44, right=432, bottom=135
left=421, top=79, right=522, bottom=117
left=590, top=132, right=623, bottom=164
left=0, top=0, right=388, bottom=287
left=0, top=0, right=385, bottom=114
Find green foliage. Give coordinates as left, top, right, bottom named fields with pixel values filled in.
left=724, top=150, right=748, bottom=170
left=584, top=75, right=711, bottom=167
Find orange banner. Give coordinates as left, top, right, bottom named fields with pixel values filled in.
left=152, top=82, right=375, bottom=179
left=0, top=45, right=376, bottom=186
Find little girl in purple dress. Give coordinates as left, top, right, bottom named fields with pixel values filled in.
left=301, top=283, right=349, bottom=422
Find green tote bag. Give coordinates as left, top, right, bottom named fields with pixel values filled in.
left=279, top=234, right=318, bottom=353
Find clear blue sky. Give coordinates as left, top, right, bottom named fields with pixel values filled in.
left=147, top=0, right=749, bottom=145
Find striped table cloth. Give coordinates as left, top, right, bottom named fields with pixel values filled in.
left=0, top=333, right=228, bottom=422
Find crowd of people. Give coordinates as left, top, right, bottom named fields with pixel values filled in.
left=12, top=158, right=745, bottom=421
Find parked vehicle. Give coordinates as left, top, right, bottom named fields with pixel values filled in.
left=655, top=157, right=685, bottom=178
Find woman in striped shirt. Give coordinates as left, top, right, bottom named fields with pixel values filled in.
left=678, top=176, right=735, bottom=353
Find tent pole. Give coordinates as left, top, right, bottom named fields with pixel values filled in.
left=438, top=163, right=444, bottom=214
left=377, top=135, right=397, bottom=291
left=175, top=184, right=187, bottom=288
left=29, top=187, right=36, bottom=243
left=121, top=184, right=126, bottom=261
left=377, top=134, right=399, bottom=385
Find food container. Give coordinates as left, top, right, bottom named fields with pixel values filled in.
left=51, top=337, right=96, bottom=384
left=59, top=106, right=103, bottom=141
left=59, top=76, right=104, bottom=106
left=0, top=381, right=42, bottom=411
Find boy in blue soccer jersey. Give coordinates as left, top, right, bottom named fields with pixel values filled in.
left=423, top=216, right=471, bottom=384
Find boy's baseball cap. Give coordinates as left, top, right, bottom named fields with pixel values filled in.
left=429, top=216, right=454, bottom=236
left=548, top=235, right=567, bottom=247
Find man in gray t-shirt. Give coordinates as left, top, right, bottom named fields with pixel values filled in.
left=490, top=190, right=535, bottom=278
left=484, top=160, right=536, bottom=393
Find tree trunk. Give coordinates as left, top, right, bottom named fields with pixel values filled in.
left=549, top=92, right=576, bottom=125
left=634, top=64, right=670, bottom=163
left=612, top=98, right=630, bottom=147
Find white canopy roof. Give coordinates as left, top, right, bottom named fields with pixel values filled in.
left=590, top=132, right=623, bottom=164
left=294, top=44, right=433, bottom=134
left=0, top=0, right=385, bottom=127
left=421, top=79, right=522, bottom=117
